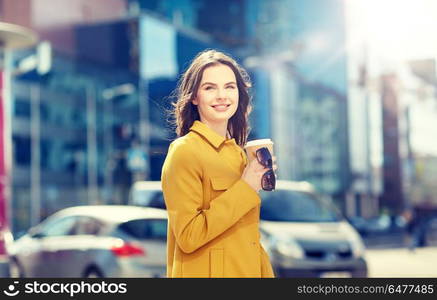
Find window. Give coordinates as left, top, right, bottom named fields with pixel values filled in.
left=118, top=219, right=167, bottom=240
left=71, top=217, right=103, bottom=235
left=260, top=190, right=341, bottom=222
left=14, top=99, right=31, bottom=117
left=39, top=103, right=50, bottom=123
left=13, top=136, right=31, bottom=165
left=40, top=139, right=52, bottom=170
left=39, top=216, right=77, bottom=237
left=131, top=190, right=166, bottom=209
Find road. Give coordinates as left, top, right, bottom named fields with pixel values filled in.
left=366, top=246, right=437, bottom=277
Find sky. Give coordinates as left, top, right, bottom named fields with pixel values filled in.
left=346, top=0, right=437, bottom=63
left=290, top=0, right=437, bottom=93
left=346, top=0, right=437, bottom=157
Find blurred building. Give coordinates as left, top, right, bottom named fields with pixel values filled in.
left=0, top=0, right=131, bottom=234
left=344, top=2, right=385, bottom=218
left=359, top=57, right=437, bottom=216
left=380, top=74, right=404, bottom=214
left=242, top=0, right=351, bottom=208
left=0, top=19, right=38, bottom=277
left=2, top=0, right=232, bottom=234
left=3, top=0, right=355, bottom=235
left=0, top=0, right=127, bottom=56
left=398, top=59, right=437, bottom=214
left=126, top=0, right=248, bottom=48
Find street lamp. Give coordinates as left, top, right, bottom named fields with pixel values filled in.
left=0, top=22, right=37, bottom=49
left=0, top=22, right=38, bottom=277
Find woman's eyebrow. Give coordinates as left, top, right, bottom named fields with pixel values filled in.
left=200, top=81, right=236, bottom=87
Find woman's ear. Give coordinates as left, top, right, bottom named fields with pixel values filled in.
left=192, top=98, right=198, bottom=105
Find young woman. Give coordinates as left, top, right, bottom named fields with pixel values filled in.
left=161, top=49, right=276, bottom=278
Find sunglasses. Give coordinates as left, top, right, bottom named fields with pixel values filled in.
left=255, top=147, right=276, bottom=191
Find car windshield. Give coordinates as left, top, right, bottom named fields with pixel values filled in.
left=260, top=190, right=341, bottom=222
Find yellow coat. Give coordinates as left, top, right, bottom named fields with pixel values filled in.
left=161, top=121, right=274, bottom=278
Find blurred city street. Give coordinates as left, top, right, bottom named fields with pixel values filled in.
left=0, top=0, right=437, bottom=278
left=367, top=247, right=437, bottom=277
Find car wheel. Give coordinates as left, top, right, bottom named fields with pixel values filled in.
left=84, top=267, right=103, bottom=278
left=9, top=259, right=25, bottom=278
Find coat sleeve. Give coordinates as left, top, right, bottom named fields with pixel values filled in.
left=161, top=140, right=261, bottom=254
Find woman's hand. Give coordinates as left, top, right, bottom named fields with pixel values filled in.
left=241, top=156, right=277, bottom=193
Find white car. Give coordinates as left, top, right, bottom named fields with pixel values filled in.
left=8, top=205, right=167, bottom=278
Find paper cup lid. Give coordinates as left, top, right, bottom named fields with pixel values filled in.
left=244, top=139, right=273, bottom=148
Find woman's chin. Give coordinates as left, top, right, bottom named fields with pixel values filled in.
left=213, top=113, right=235, bottom=122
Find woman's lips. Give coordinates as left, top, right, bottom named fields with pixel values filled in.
left=211, top=104, right=231, bottom=112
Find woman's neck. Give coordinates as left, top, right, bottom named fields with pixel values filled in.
left=201, top=119, right=228, bottom=138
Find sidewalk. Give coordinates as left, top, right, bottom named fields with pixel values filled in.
left=366, top=246, right=437, bottom=277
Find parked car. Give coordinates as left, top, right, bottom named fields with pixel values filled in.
left=130, top=180, right=368, bottom=278
left=8, top=205, right=167, bottom=278
left=129, top=181, right=165, bottom=209
left=259, top=181, right=368, bottom=277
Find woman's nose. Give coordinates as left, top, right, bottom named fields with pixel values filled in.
left=216, top=88, right=226, bottom=99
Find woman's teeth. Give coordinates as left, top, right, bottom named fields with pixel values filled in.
left=212, top=104, right=230, bottom=111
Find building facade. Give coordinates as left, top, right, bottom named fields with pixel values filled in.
left=9, top=11, right=230, bottom=234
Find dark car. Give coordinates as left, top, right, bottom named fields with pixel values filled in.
left=259, top=180, right=368, bottom=277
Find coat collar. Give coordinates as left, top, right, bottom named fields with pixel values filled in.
left=189, top=120, right=235, bottom=149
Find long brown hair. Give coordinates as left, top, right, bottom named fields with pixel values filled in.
left=171, top=49, right=252, bottom=147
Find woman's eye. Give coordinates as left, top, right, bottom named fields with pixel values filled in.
left=226, top=85, right=236, bottom=89
left=205, top=86, right=214, bottom=90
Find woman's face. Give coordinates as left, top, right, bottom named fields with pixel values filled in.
left=192, top=63, right=239, bottom=127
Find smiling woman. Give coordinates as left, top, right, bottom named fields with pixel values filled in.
left=161, top=49, right=276, bottom=278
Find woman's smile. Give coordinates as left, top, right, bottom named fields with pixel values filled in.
left=211, top=104, right=231, bottom=112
